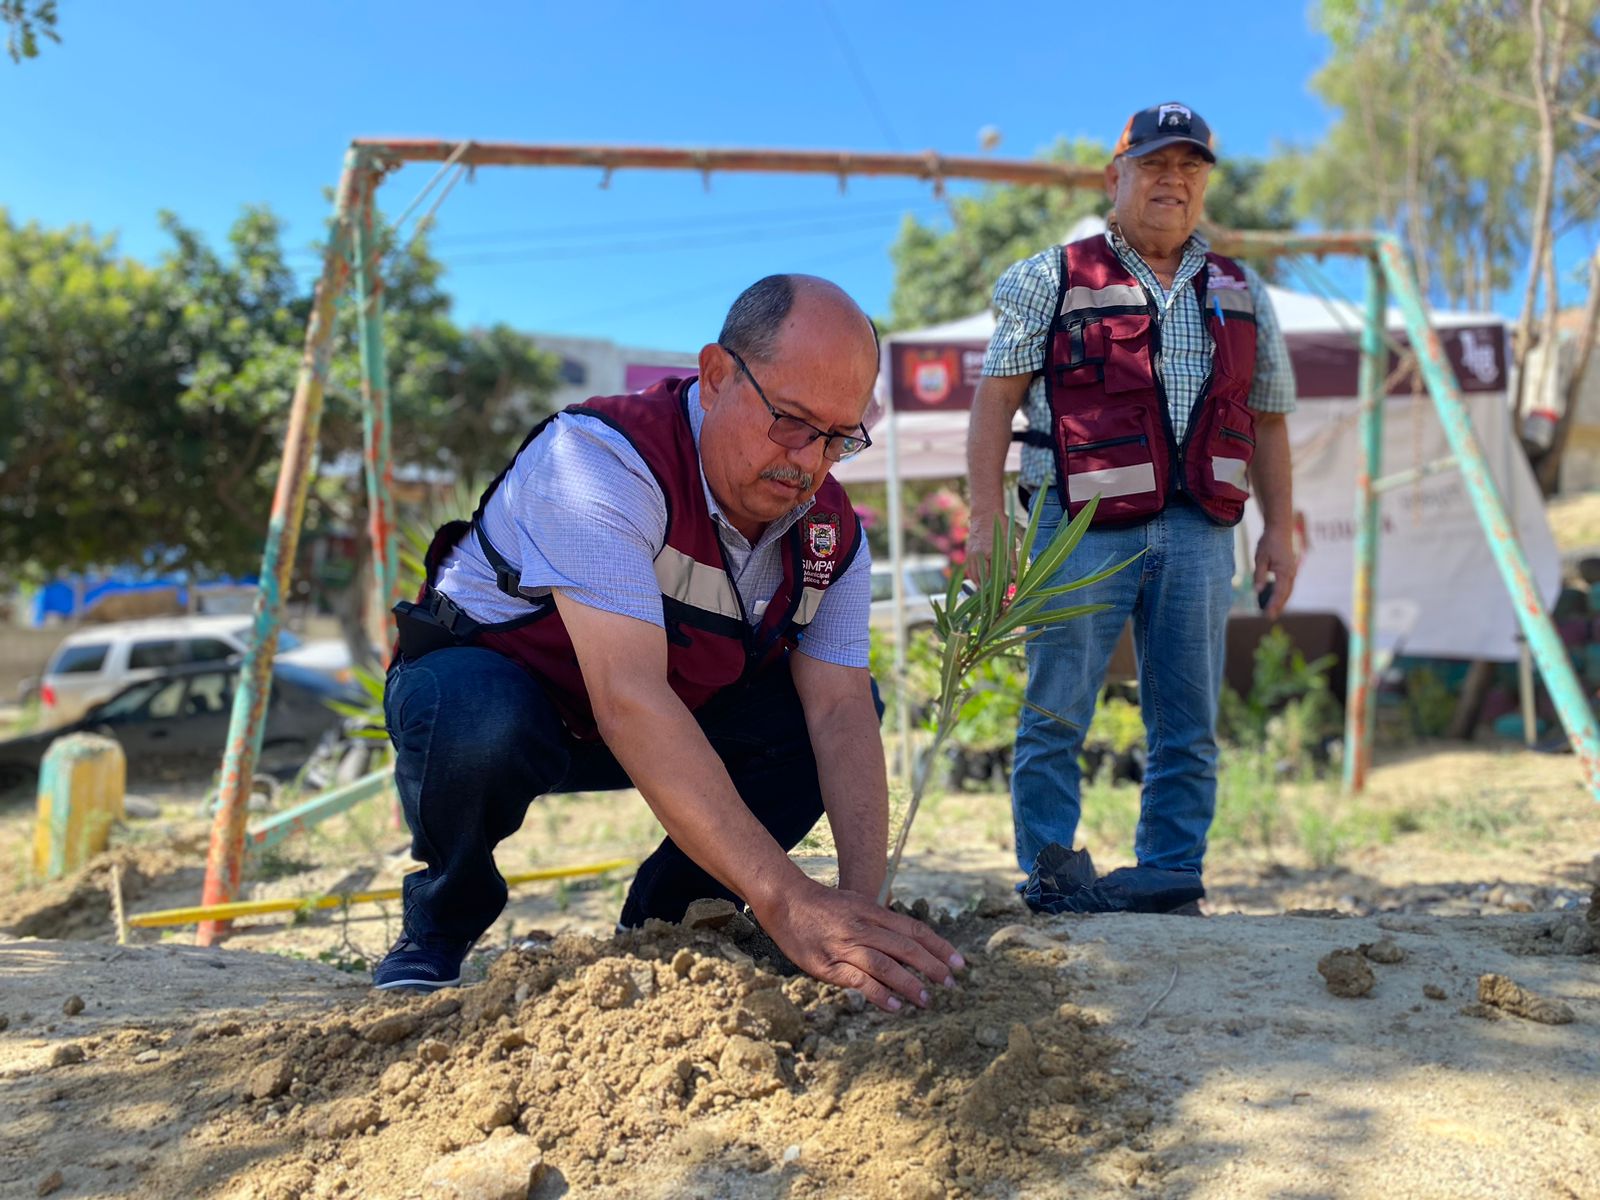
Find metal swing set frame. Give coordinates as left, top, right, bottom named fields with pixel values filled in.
left=191, top=138, right=1600, bottom=945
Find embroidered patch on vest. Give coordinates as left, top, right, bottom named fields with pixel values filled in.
left=803, top=514, right=841, bottom=587
left=1205, top=260, right=1250, bottom=291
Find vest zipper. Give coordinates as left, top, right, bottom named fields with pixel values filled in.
left=1139, top=286, right=1184, bottom=497
left=1066, top=434, right=1147, bottom=453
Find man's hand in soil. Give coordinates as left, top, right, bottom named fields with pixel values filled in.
left=759, top=880, right=964, bottom=1013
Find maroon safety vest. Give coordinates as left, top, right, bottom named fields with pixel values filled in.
left=413, top=377, right=862, bottom=739
left=1043, top=235, right=1259, bottom=526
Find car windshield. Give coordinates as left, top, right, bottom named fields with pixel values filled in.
left=908, top=565, right=951, bottom=595
left=50, top=643, right=110, bottom=674
left=94, top=677, right=170, bottom=721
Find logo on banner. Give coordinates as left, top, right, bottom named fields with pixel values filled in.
left=1457, top=329, right=1501, bottom=385
left=912, top=357, right=953, bottom=405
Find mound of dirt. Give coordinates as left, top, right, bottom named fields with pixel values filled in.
left=131, top=912, right=1151, bottom=1199
left=5, top=904, right=1598, bottom=1199
left=0, top=843, right=199, bottom=941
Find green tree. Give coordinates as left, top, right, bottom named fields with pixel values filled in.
left=885, top=138, right=1295, bottom=330
left=1295, top=0, right=1600, bottom=490
left=0, top=206, right=561, bottom=583
left=3, top=0, right=57, bottom=62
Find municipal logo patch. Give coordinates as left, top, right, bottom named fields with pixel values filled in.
left=807, top=514, right=839, bottom=558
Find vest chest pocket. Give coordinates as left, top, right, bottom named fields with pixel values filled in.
left=1102, top=314, right=1154, bottom=394
left=1052, top=317, right=1108, bottom=387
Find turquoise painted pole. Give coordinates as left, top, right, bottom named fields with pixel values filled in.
left=1375, top=236, right=1600, bottom=803
left=1343, top=253, right=1387, bottom=794
left=245, top=767, right=395, bottom=857
left=352, top=156, right=398, bottom=616
left=197, top=152, right=363, bottom=945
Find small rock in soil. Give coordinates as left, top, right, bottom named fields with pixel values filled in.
left=134, top=1049, right=160, bottom=1064
left=380, top=1060, right=419, bottom=1095
left=417, top=1038, right=450, bottom=1063
left=670, top=948, right=696, bottom=978
left=419, top=1134, right=545, bottom=1200
left=584, top=960, right=642, bottom=1010
left=718, top=1035, right=785, bottom=1098
left=362, top=1012, right=421, bottom=1045
left=975, top=1025, right=1008, bottom=1049
left=1460, top=1002, right=1503, bottom=1021
left=246, top=1057, right=293, bottom=1100
left=36, top=1169, right=63, bottom=1197
left=1317, top=949, right=1375, bottom=998
left=317, top=1098, right=381, bottom=1139
left=49, top=1044, right=85, bottom=1068
left=1477, top=973, right=1575, bottom=1025
left=61, top=996, right=84, bottom=1017
left=1423, top=984, right=1448, bottom=1001
left=897, top=1169, right=946, bottom=1200
left=985, top=924, right=1068, bottom=958
left=682, top=898, right=740, bottom=930
left=1359, top=938, right=1405, bottom=964
left=724, top=989, right=804, bottom=1045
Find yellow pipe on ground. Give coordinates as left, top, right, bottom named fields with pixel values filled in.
left=127, top=858, right=636, bottom=929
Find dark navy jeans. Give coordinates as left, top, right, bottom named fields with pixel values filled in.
left=383, top=645, right=839, bottom=946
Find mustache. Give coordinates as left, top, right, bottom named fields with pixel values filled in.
left=759, top=466, right=815, bottom=490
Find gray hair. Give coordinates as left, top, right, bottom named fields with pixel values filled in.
left=718, top=274, right=795, bottom=361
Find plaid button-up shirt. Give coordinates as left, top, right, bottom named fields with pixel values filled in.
left=983, top=225, right=1296, bottom=489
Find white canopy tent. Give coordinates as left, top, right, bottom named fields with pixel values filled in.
left=842, top=273, right=1559, bottom=665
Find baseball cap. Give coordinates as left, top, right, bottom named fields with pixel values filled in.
left=1113, top=102, right=1216, bottom=163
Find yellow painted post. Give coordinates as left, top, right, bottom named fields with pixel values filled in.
left=33, top=734, right=126, bottom=880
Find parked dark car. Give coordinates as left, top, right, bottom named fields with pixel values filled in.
left=0, top=661, right=361, bottom=798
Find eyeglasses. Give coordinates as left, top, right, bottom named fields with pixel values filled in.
left=719, top=343, right=873, bottom=463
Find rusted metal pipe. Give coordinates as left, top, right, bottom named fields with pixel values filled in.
left=196, top=154, right=362, bottom=946
left=352, top=156, right=398, bottom=624
left=1208, top=229, right=1383, bottom=260
left=351, top=139, right=1106, bottom=190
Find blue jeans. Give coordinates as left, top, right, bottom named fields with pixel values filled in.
left=384, top=646, right=838, bottom=946
left=1011, top=491, right=1235, bottom=877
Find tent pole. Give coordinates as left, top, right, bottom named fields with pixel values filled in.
left=884, top=366, right=912, bottom=786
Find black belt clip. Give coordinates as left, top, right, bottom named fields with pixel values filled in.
left=393, top=589, right=478, bottom=661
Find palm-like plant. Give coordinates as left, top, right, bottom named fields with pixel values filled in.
left=879, top=493, right=1139, bottom=905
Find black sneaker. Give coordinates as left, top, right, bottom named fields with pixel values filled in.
left=372, top=935, right=469, bottom=992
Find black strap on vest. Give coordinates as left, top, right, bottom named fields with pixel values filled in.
left=474, top=522, right=525, bottom=599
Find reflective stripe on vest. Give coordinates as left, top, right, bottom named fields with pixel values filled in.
left=654, top=544, right=742, bottom=622
left=1065, top=462, right=1159, bottom=503
left=1057, top=282, right=1147, bottom=317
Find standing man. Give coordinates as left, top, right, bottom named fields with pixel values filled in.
left=377, top=274, right=962, bottom=1009
left=966, top=103, right=1297, bottom=910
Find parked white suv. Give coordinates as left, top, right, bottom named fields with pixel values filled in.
left=869, top=555, right=954, bottom=632
left=38, top=615, right=355, bottom=726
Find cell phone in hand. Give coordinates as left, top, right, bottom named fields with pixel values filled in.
left=1257, top=580, right=1276, bottom=612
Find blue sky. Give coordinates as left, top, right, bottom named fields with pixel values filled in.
left=4, top=1, right=1335, bottom=351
